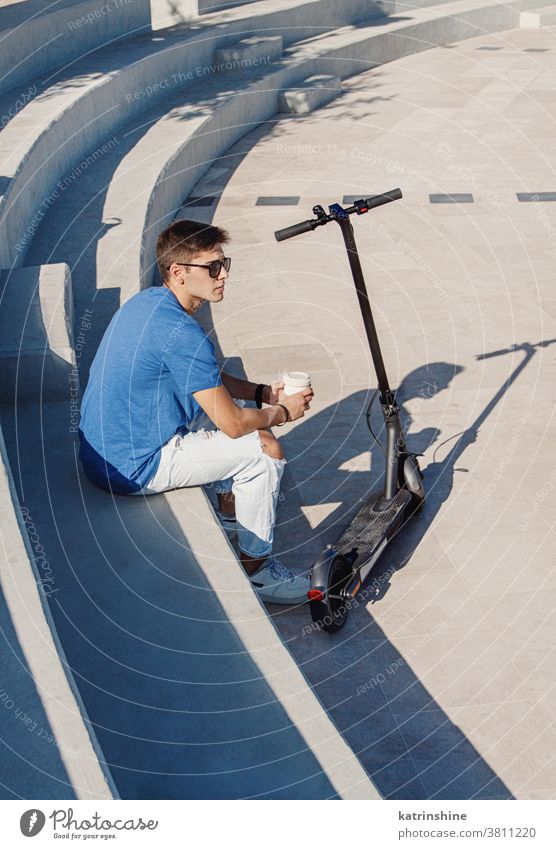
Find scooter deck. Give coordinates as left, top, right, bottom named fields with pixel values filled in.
left=336, top=488, right=412, bottom=567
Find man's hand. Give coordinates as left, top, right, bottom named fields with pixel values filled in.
left=194, top=384, right=314, bottom=437
left=263, top=382, right=285, bottom=405
left=278, top=386, right=314, bottom=422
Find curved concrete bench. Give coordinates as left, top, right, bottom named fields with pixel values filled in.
left=520, top=3, right=556, bottom=23
left=278, top=73, right=342, bottom=114
left=0, top=425, right=116, bottom=799
left=151, top=0, right=268, bottom=30
left=1, top=0, right=553, bottom=277
left=0, top=264, right=76, bottom=403
left=3, top=0, right=546, bottom=286
left=134, top=0, right=556, bottom=291
left=0, top=0, right=388, bottom=271
left=0, top=359, right=379, bottom=800
left=0, top=0, right=152, bottom=97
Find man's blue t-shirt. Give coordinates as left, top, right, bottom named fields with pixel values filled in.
left=78, top=286, right=222, bottom=494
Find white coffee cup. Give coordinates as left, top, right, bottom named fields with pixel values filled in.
left=283, top=371, right=311, bottom=396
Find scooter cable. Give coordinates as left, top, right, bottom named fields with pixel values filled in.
left=365, top=389, right=387, bottom=454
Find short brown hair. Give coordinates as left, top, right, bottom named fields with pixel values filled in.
left=156, top=219, right=229, bottom=282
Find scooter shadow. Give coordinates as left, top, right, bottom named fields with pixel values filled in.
left=266, top=360, right=513, bottom=800
left=274, top=360, right=463, bottom=586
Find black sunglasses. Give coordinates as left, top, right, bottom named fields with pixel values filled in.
left=169, top=257, right=231, bottom=279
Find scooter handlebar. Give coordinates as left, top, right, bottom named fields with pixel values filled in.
left=274, top=219, right=318, bottom=242
left=274, top=189, right=402, bottom=242
left=363, top=188, right=402, bottom=209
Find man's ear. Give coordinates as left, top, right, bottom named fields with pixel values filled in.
left=176, top=264, right=190, bottom=281
left=169, top=263, right=187, bottom=284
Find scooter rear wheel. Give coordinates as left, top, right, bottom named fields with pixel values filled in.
left=310, top=555, right=353, bottom=632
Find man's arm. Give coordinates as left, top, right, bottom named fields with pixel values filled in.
left=193, top=384, right=312, bottom=438
left=220, top=372, right=259, bottom=402
left=220, top=372, right=287, bottom=405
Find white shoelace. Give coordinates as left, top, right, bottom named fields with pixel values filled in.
left=268, top=558, right=295, bottom=583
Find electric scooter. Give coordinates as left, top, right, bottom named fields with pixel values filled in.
left=275, top=189, right=425, bottom=632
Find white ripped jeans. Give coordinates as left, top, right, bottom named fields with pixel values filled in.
left=133, top=403, right=285, bottom=559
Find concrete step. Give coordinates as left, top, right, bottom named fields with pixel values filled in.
left=0, top=264, right=76, bottom=403
left=214, top=35, right=284, bottom=68
left=152, top=0, right=269, bottom=29
left=0, top=0, right=152, bottom=97
left=123, top=0, right=556, bottom=295
left=520, top=3, right=556, bottom=25
left=0, top=0, right=389, bottom=272
left=5, top=0, right=548, bottom=279
left=15, top=0, right=556, bottom=331
left=0, top=396, right=381, bottom=800
left=0, top=421, right=116, bottom=799
left=278, top=73, right=341, bottom=114
left=1, top=0, right=552, bottom=282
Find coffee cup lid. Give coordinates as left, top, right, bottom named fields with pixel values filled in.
left=283, top=371, right=311, bottom=386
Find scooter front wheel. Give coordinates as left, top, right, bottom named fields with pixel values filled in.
left=309, top=555, right=353, bottom=632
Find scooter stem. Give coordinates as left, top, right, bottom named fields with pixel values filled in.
left=335, top=215, right=403, bottom=501
left=336, top=216, right=393, bottom=403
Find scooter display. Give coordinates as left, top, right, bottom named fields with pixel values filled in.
left=275, top=190, right=425, bottom=632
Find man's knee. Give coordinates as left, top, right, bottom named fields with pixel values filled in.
left=258, top=429, right=284, bottom=461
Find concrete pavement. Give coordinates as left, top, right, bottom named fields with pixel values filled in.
left=182, top=24, right=556, bottom=798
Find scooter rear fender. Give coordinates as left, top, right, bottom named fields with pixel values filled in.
left=309, top=547, right=339, bottom=595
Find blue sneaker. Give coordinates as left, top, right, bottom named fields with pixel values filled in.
left=249, top=556, right=310, bottom=605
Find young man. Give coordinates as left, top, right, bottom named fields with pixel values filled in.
left=78, top=220, right=314, bottom=604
